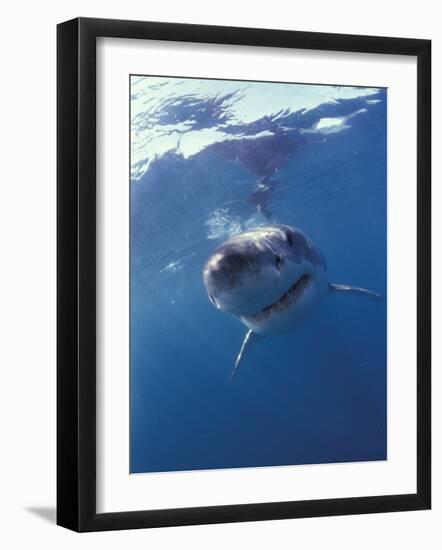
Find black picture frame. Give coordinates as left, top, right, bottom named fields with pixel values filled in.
left=57, top=17, right=431, bottom=532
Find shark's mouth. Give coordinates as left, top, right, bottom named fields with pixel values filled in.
left=244, top=274, right=311, bottom=322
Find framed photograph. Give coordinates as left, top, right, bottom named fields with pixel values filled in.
left=57, top=17, right=431, bottom=532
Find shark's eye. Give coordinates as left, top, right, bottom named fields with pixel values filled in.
left=274, top=255, right=283, bottom=269
left=285, top=232, right=293, bottom=246
left=208, top=294, right=216, bottom=305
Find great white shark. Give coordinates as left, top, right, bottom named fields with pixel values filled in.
left=203, top=224, right=383, bottom=380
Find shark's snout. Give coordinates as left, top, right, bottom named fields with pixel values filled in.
left=204, top=248, right=259, bottom=294
left=203, top=245, right=268, bottom=316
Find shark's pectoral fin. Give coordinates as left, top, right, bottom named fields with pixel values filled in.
left=230, top=329, right=261, bottom=382
left=329, top=283, right=384, bottom=301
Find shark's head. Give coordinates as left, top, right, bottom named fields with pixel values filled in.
left=203, top=225, right=328, bottom=334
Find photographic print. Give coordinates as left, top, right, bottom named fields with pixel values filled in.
left=130, top=75, right=387, bottom=474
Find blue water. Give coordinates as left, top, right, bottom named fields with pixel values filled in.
left=130, top=77, right=387, bottom=474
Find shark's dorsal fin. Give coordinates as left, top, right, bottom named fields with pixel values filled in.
left=329, top=283, right=384, bottom=301
left=230, top=329, right=261, bottom=382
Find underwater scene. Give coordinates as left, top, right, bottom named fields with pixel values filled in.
left=130, top=76, right=387, bottom=474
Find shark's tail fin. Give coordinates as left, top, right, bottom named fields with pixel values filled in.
left=329, top=283, right=384, bottom=301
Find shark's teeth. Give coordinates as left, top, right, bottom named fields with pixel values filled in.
left=245, top=274, right=311, bottom=322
